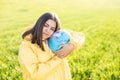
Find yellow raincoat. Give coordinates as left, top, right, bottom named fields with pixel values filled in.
left=18, top=31, right=85, bottom=80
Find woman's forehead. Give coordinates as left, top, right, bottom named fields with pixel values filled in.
left=45, top=19, right=56, bottom=28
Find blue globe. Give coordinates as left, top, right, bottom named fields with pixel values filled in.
left=48, top=30, right=71, bottom=52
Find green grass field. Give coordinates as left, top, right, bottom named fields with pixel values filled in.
left=0, top=0, right=120, bottom=80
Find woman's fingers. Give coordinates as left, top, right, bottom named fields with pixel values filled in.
left=56, top=43, right=75, bottom=59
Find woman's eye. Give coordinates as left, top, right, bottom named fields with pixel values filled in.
left=51, top=28, right=55, bottom=31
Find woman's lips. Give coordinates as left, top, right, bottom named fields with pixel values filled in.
left=43, top=33, right=49, bottom=36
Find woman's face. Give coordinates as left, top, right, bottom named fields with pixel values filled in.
left=42, top=19, right=56, bottom=40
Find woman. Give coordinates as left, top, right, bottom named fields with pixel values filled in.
left=18, top=12, right=84, bottom=80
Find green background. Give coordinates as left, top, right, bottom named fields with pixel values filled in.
left=0, top=0, right=120, bottom=80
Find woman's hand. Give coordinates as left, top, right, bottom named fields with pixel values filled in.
left=55, top=43, right=75, bottom=59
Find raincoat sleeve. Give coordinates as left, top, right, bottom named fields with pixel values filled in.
left=69, top=30, right=85, bottom=51
left=18, top=42, right=62, bottom=79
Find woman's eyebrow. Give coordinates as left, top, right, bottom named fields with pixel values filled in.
left=45, top=23, right=49, bottom=26
left=46, top=23, right=55, bottom=28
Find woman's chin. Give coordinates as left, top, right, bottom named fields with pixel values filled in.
left=42, top=38, right=45, bottom=41
left=42, top=36, right=50, bottom=41
left=42, top=38, right=47, bottom=41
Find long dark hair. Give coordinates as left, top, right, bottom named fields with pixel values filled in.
left=22, top=12, right=61, bottom=51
